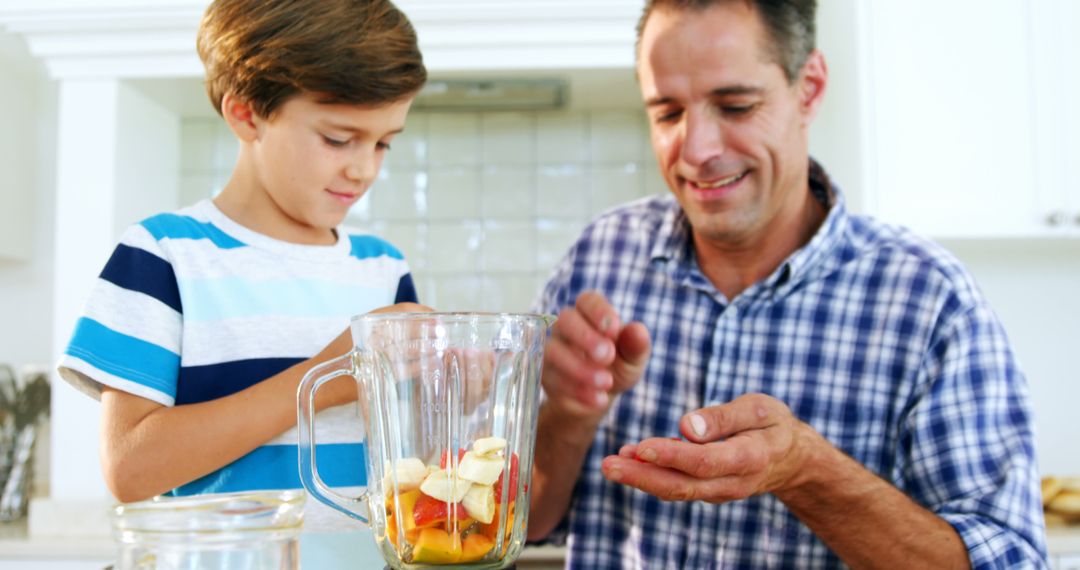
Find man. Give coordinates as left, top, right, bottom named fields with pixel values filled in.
left=527, top=0, right=1048, bottom=568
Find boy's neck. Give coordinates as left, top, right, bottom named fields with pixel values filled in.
left=212, top=180, right=338, bottom=246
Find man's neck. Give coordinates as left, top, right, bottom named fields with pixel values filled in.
left=694, top=188, right=827, bottom=300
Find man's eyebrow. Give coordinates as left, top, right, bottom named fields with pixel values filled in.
left=645, top=85, right=765, bottom=107
left=709, top=85, right=764, bottom=97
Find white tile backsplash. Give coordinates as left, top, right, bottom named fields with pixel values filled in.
left=180, top=109, right=658, bottom=312
left=371, top=168, right=426, bottom=220
left=427, top=166, right=481, bottom=220
left=589, top=110, right=647, bottom=163
left=537, top=111, right=590, bottom=164
left=483, top=220, right=536, bottom=273
left=481, top=113, right=535, bottom=165
left=592, top=163, right=645, bottom=215
left=428, top=113, right=480, bottom=166
left=537, top=164, right=589, bottom=219
left=427, top=221, right=482, bottom=273
left=481, top=165, right=535, bottom=220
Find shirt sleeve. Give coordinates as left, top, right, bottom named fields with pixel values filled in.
left=902, top=302, right=1049, bottom=569
left=57, top=223, right=182, bottom=406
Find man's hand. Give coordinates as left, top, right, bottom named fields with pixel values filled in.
left=600, top=393, right=817, bottom=502
left=541, top=291, right=651, bottom=421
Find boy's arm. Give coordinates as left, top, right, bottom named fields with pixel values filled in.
left=100, top=302, right=429, bottom=502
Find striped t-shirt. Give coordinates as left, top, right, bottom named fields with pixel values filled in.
left=58, top=199, right=417, bottom=502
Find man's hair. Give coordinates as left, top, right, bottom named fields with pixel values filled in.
left=636, top=0, right=817, bottom=83
left=197, top=0, right=427, bottom=118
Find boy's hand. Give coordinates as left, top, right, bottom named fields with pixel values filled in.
left=313, top=302, right=434, bottom=409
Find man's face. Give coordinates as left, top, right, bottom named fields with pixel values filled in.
left=250, top=92, right=413, bottom=233
left=638, top=3, right=824, bottom=248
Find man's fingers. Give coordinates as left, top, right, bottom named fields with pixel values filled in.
left=553, top=305, right=617, bottom=366
left=574, top=290, right=621, bottom=339
left=600, top=455, right=755, bottom=503
left=681, top=393, right=783, bottom=442
left=612, top=322, right=650, bottom=393
left=631, top=436, right=768, bottom=479
left=542, top=335, right=611, bottom=409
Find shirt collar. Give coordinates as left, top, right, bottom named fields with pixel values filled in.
left=648, top=158, right=851, bottom=298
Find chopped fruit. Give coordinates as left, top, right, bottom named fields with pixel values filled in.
left=420, top=469, right=471, bottom=503
left=381, top=457, right=428, bottom=492
left=459, top=533, right=495, bottom=562
left=479, top=500, right=515, bottom=543
left=472, top=436, right=507, bottom=457
left=413, top=493, right=469, bottom=528
left=463, top=484, right=495, bottom=524
left=385, top=489, right=422, bottom=545
left=411, top=528, right=461, bottom=564
left=458, top=451, right=504, bottom=485
left=386, top=511, right=398, bottom=547
left=439, top=448, right=467, bottom=469
left=493, top=453, right=520, bottom=503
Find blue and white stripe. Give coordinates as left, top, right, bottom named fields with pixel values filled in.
left=59, top=199, right=417, bottom=498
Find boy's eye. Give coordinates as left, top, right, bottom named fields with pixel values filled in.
left=377, top=141, right=392, bottom=151
left=654, top=109, right=682, bottom=124
left=322, top=135, right=349, bottom=148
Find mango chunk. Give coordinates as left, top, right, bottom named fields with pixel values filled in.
left=411, top=527, right=461, bottom=564
left=459, top=533, right=495, bottom=562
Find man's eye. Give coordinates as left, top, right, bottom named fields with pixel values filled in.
left=723, top=104, right=756, bottom=116
left=322, top=136, right=349, bottom=148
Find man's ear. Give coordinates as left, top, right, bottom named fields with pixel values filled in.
left=797, top=50, right=828, bottom=126
left=221, top=93, right=261, bottom=142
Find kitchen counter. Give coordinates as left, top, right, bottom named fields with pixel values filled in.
left=3, top=521, right=1079, bottom=568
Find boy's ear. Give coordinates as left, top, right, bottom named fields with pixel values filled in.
left=221, top=93, right=261, bottom=142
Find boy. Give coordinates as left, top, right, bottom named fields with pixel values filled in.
left=57, top=0, right=427, bottom=532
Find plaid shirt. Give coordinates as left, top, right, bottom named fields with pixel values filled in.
left=532, top=162, right=1048, bottom=569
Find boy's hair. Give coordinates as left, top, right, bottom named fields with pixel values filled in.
left=197, top=0, right=427, bottom=118
left=636, top=0, right=816, bottom=84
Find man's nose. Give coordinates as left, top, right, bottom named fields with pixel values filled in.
left=680, top=109, right=724, bottom=167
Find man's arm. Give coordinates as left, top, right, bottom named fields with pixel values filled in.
left=100, top=303, right=428, bottom=502
left=527, top=291, right=651, bottom=541
left=601, top=395, right=969, bottom=569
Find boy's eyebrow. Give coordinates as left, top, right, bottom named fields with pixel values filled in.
left=321, top=122, right=406, bottom=135
left=645, top=85, right=765, bottom=107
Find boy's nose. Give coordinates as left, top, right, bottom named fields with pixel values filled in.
left=345, top=151, right=377, bottom=184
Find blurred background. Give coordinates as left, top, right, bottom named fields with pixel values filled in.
left=0, top=0, right=1078, bottom=567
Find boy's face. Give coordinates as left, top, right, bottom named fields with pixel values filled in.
left=246, top=92, right=413, bottom=236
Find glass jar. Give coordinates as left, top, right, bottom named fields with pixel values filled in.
left=111, top=490, right=304, bottom=570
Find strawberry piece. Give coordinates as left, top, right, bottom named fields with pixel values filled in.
left=413, top=493, right=469, bottom=528
left=439, top=448, right=468, bottom=469
left=493, top=453, right=519, bottom=503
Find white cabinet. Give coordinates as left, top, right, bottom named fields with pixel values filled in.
left=1029, top=0, right=1080, bottom=237
left=857, top=0, right=1080, bottom=238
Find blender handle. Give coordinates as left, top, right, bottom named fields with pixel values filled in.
left=297, top=352, right=370, bottom=524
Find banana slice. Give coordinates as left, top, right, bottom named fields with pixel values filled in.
left=463, top=484, right=495, bottom=524
left=457, top=451, right=505, bottom=485
left=419, top=469, right=471, bottom=503
left=472, top=437, right=508, bottom=457
left=382, top=457, right=428, bottom=492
